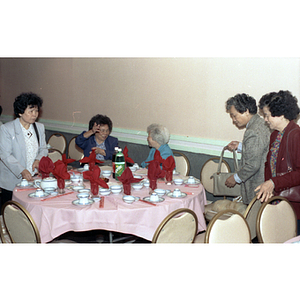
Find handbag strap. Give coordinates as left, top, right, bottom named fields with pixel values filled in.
left=32, top=122, right=40, bottom=146
left=217, top=147, right=239, bottom=173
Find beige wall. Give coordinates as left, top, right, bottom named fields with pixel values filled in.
left=1, top=57, right=299, bottom=144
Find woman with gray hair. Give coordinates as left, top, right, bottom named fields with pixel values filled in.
left=141, top=123, right=174, bottom=168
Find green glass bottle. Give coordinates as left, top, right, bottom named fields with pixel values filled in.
left=115, top=148, right=125, bottom=180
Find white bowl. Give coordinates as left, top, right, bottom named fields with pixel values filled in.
left=92, top=197, right=101, bottom=202
left=110, top=186, right=122, bottom=194
left=35, top=188, right=45, bottom=197
left=173, top=179, right=183, bottom=185
left=132, top=183, right=143, bottom=190
left=78, top=188, right=90, bottom=194
left=99, top=188, right=111, bottom=196
left=134, top=175, right=143, bottom=179
left=72, top=185, right=85, bottom=192
left=20, top=179, right=29, bottom=187
left=83, top=164, right=89, bottom=170
left=187, top=176, right=196, bottom=184
left=129, top=166, right=137, bottom=172
left=123, top=195, right=135, bottom=204
left=154, top=189, right=166, bottom=196
left=102, top=170, right=112, bottom=178
left=142, top=179, right=150, bottom=187
left=71, top=174, right=82, bottom=183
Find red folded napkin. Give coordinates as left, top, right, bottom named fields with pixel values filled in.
left=80, top=149, right=104, bottom=170
left=147, top=160, right=166, bottom=190
left=146, top=150, right=164, bottom=165
left=62, top=153, right=76, bottom=166
left=118, top=167, right=143, bottom=195
left=162, top=156, right=175, bottom=182
left=39, top=156, right=55, bottom=179
left=83, top=165, right=109, bottom=195
left=123, top=146, right=135, bottom=164
left=52, top=160, right=70, bottom=189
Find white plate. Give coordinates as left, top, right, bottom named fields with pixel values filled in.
left=166, top=192, right=187, bottom=198
left=143, top=196, right=165, bottom=203
left=72, top=199, right=94, bottom=206
left=16, top=182, right=34, bottom=187
left=28, top=191, right=50, bottom=198
left=183, top=179, right=200, bottom=185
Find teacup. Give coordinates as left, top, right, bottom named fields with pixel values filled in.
left=35, top=188, right=44, bottom=197
left=77, top=195, right=89, bottom=205
left=71, top=174, right=82, bottom=183
left=187, top=176, right=196, bottom=184
left=20, top=179, right=29, bottom=187
left=173, top=178, right=183, bottom=185
left=123, top=195, right=135, bottom=204
left=83, top=164, right=89, bottom=170
left=77, top=192, right=90, bottom=199
left=172, top=188, right=182, bottom=197
left=150, top=193, right=159, bottom=202
left=43, top=187, right=56, bottom=194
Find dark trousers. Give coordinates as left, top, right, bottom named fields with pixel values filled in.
left=0, top=189, right=13, bottom=214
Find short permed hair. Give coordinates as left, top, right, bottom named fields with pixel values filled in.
left=147, top=123, right=170, bottom=145
left=226, top=93, right=257, bottom=115
left=88, top=114, right=113, bottom=132
left=14, top=92, right=43, bottom=117
left=258, top=90, right=300, bottom=121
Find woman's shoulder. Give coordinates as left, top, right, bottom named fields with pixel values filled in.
left=107, top=135, right=118, bottom=142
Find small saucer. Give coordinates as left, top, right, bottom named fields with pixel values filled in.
left=28, top=191, right=50, bottom=198
left=183, top=179, right=200, bottom=185
left=166, top=192, right=187, bottom=198
left=72, top=199, right=94, bottom=206
left=16, top=182, right=34, bottom=187
left=143, top=196, right=165, bottom=203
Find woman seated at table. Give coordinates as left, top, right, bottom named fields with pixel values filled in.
left=0, top=92, right=48, bottom=210
left=76, top=114, right=118, bottom=160
left=141, top=123, right=174, bottom=168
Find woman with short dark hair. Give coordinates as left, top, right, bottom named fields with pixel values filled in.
left=76, top=114, right=118, bottom=160
left=0, top=92, right=48, bottom=210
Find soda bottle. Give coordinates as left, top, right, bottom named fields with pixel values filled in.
left=112, top=147, right=119, bottom=179
left=115, top=148, right=125, bottom=181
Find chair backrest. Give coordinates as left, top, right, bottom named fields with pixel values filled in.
left=47, top=133, right=67, bottom=154
left=256, top=196, right=297, bottom=243
left=205, top=209, right=251, bottom=243
left=173, top=151, right=190, bottom=176
left=1, top=201, right=41, bottom=243
left=200, top=157, right=231, bottom=194
left=243, top=195, right=262, bottom=240
left=48, top=149, right=63, bottom=163
left=68, top=136, right=84, bottom=161
left=152, top=208, right=198, bottom=243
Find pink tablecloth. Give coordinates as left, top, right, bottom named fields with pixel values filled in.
left=284, top=235, right=300, bottom=243
left=12, top=176, right=207, bottom=243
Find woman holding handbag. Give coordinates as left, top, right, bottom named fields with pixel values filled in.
left=255, top=91, right=300, bottom=220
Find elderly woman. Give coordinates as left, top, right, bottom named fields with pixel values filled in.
left=0, top=92, right=48, bottom=209
left=141, top=123, right=174, bottom=168
left=255, top=90, right=300, bottom=219
left=76, top=114, right=118, bottom=160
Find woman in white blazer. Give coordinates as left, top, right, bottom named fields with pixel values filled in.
left=0, top=92, right=48, bottom=210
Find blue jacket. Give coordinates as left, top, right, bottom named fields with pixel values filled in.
left=141, top=144, right=174, bottom=168
left=75, top=132, right=118, bottom=160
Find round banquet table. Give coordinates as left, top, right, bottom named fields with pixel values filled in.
left=284, top=235, right=300, bottom=244
left=12, top=170, right=207, bottom=243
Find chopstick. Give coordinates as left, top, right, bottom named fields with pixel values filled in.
left=99, top=196, right=104, bottom=208
left=41, top=191, right=74, bottom=201
left=139, top=199, right=157, bottom=206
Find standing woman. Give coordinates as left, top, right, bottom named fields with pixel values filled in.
left=0, top=92, right=48, bottom=210
left=255, top=90, right=300, bottom=220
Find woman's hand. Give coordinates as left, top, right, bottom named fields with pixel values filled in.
left=21, top=169, right=33, bottom=181
left=225, top=141, right=239, bottom=152
left=225, top=174, right=237, bottom=188
left=91, top=147, right=106, bottom=157
left=32, top=159, right=39, bottom=172
left=254, top=180, right=274, bottom=203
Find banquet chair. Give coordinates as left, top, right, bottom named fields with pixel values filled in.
left=243, top=195, right=262, bottom=241
left=1, top=201, right=41, bottom=243
left=68, top=136, right=84, bottom=161
left=256, top=196, right=297, bottom=243
left=195, top=209, right=251, bottom=243
left=48, top=149, right=63, bottom=163
left=47, top=133, right=67, bottom=154
left=173, top=151, right=190, bottom=176
left=152, top=208, right=198, bottom=243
